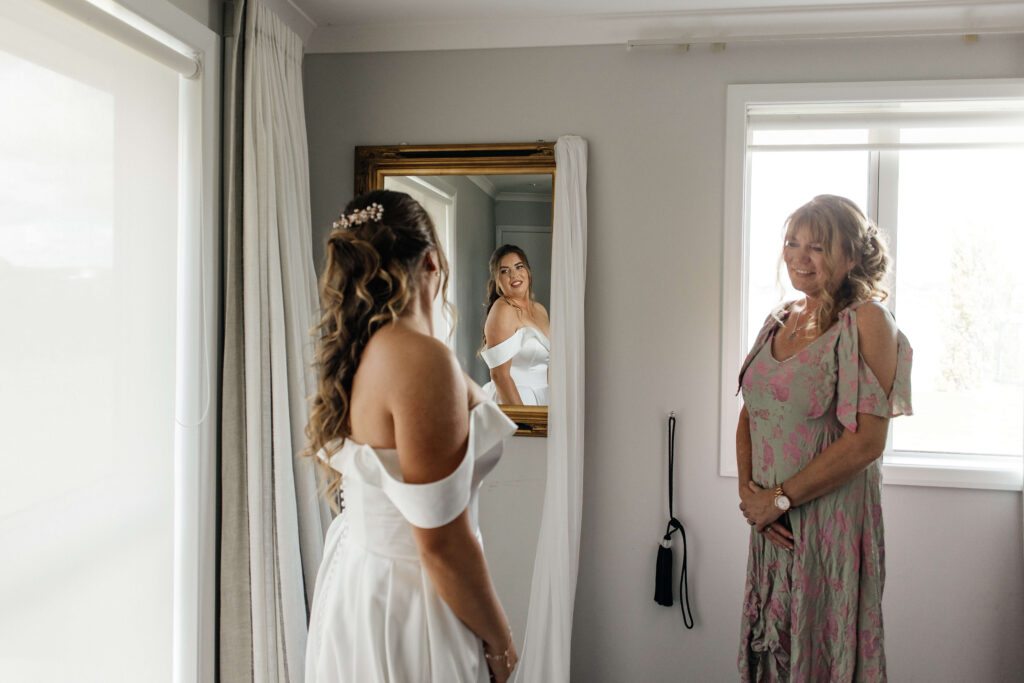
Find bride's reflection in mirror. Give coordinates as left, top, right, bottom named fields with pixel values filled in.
left=480, top=245, right=551, bottom=405
left=381, top=171, right=553, bottom=414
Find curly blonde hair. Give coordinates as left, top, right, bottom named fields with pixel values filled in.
left=780, top=194, right=891, bottom=333
left=303, top=189, right=450, bottom=509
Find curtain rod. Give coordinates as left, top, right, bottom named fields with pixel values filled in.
left=39, top=0, right=201, bottom=78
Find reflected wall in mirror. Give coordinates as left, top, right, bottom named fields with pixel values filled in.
left=356, top=143, right=556, bottom=436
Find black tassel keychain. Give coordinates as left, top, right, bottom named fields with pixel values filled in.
left=653, top=412, right=694, bottom=628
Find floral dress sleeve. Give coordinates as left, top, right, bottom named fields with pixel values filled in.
left=737, top=311, right=782, bottom=394
left=834, top=304, right=914, bottom=432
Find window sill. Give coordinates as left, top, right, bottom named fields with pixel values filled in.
left=881, top=452, right=1023, bottom=491
left=719, top=454, right=1023, bottom=491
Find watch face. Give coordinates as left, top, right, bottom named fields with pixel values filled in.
left=776, top=495, right=791, bottom=511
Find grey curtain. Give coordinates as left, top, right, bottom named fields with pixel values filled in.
left=220, top=2, right=251, bottom=678
left=219, top=2, right=330, bottom=681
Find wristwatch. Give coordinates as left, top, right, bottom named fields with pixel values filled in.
left=773, top=485, right=791, bottom=512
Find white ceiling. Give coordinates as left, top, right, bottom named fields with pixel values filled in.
left=267, top=0, right=1024, bottom=53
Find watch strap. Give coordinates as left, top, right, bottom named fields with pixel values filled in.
left=773, top=484, right=790, bottom=510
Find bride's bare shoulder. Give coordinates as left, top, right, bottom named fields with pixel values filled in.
left=364, top=324, right=457, bottom=379
left=361, top=325, right=470, bottom=477
left=484, top=299, right=519, bottom=346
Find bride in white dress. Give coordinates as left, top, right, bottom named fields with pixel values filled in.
left=480, top=245, right=551, bottom=405
left=303, top=190, right=518, bottom=683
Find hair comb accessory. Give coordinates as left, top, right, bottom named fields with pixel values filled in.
left=333, top=202, right=384, bottom=230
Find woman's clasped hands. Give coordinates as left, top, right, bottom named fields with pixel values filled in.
left=739, top=481, right=794, bottom=551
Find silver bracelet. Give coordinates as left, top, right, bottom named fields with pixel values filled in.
left=484, top=631, right=514, bottom=669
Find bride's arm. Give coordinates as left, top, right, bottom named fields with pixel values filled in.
left=391, top=337, right=517, bottom=678
left=484, top=301, right=523, bottom=405
left=489, top=363, right=522, bottom=405
left=414, top=512, right=516, bottom=679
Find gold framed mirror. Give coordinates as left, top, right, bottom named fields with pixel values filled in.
left=356, top=142, right=556, bottom=437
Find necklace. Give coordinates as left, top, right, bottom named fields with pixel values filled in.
left=788, top=307, right=804, bottom=339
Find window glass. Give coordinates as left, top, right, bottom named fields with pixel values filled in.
left=746, top=150, right=868, bottom=349
left=892, top=145, right=1024, bottom=456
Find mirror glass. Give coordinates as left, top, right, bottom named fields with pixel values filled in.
left=383, top=173, right=553, bottom=405
left=357, top=142, right=557, bottom=435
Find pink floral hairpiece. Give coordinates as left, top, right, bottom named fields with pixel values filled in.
left=333, top=202, right=384, bottom=230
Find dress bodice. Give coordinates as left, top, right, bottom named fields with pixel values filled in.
left=480, top=327, right=550, bottom=405
left=738, top=302, right=912, bottom=484
left=306, top=400, right=516, bottom=682
left=325, top=401, right=517, bottom=559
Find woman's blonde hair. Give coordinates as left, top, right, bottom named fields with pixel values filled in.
left=303, top=189, right=450, bottom=509
left=780, top=194, right=891, bottom=332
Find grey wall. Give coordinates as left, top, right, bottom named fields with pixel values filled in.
left=495, top=198, right=551, bottom=227
left=304, top=36, right=1024, bottom=682
left=477, top=435, right=547, bottom=654
left=164, top=0, right=312, bottom=42
left=166, top=0, right=221, bottom=33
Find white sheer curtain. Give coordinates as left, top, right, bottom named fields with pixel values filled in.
left=516, top=135, right=588, bottom=683
left=221, top=2, right=328, bottom=681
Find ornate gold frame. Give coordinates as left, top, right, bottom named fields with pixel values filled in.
left=355, top=142, right=556, bottom=437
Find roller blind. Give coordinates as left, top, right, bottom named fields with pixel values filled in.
left=0, top=0, right=181, bottom=679
left=747, top=99, right=1024, bottom=150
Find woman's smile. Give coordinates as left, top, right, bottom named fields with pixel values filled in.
left=789, top=266, right=817, bottom=282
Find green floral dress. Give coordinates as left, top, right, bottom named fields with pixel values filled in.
left=737, top=302, right=913, bottom=683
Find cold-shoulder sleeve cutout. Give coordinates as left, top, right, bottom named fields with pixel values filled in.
left=481, top=329, right=524, bottom=369
left=834, top=305, right=913, bottom=433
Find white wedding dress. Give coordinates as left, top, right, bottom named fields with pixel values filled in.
left=305, top=401, right=517, bottom=683
left=481, top=326, right=550, bottom=405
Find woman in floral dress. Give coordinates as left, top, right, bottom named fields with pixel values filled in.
left=736, top=195, right=913, bottom=682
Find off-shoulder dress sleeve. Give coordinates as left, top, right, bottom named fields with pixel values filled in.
left=834, top=305, right=913, bottom=433
left=338, top=402, right=517, bottom=529
left=480, top=329, right=524, bottom=369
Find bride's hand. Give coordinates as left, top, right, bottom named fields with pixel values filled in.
left=484, top=637, right=518, bottom=683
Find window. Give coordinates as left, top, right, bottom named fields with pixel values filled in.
left=0, top=0, right=218, bottom=679
left=721, top=80, right=1024, bottom=490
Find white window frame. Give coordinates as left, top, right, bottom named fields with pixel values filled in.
left=720, top=79, right=1024, bottom=492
